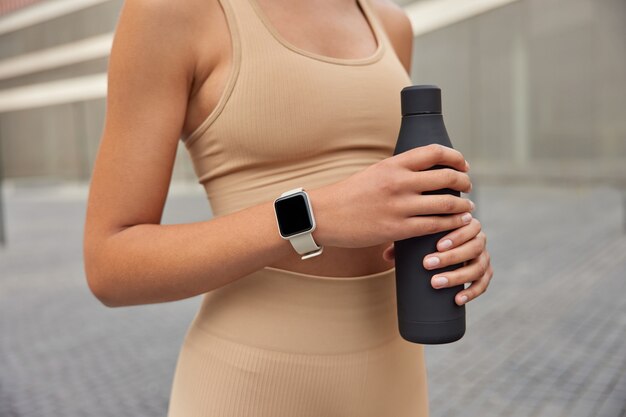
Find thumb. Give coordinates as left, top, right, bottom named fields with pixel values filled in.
left=382, top=242, right=395, bottom=262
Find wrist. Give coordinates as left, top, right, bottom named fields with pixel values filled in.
left=272, top=187, right=325, bottom=259
left=307, top=186, right=332, bottom=247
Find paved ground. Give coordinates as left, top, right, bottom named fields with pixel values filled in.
left=0, top=179, right=624, bottom=417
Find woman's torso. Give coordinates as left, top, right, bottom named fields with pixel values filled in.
left=180, top=0, right=412, bottom=278
left=166, top=3, right=429, bottom=414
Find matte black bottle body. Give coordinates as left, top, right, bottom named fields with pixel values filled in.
left=393, top=86, right=466, bottom=344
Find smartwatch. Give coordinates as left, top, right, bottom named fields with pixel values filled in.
left=273, top=187, right=324, bottom=260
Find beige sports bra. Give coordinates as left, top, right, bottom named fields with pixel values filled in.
left=181, top=0, right=412, bottom=217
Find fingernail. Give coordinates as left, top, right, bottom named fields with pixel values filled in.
left=425, top=256, right=440, bottom=268
left=465, top=160, right=470, bottom=170
left=462, top=213, right=472, bottom=223
left=469, top=200, right=475, bottom=210
left=432, top=276, right=448, bottom=288
left=439, top=239, right=453, bottom=250
left=458, top=295, right=468, bottom=305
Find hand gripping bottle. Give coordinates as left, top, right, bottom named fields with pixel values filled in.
left=393, top=85, right=466, bottom=344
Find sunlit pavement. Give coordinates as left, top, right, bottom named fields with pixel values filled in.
left=1, top=180, right=624, bottom=417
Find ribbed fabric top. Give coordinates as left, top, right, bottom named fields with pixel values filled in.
left=181, top=0, right=412, bottom=217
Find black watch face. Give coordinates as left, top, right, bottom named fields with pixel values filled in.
left=274, top=193, right=314, bottom=238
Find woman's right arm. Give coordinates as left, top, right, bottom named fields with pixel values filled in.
left=83, top=0, right=299, bottom=307
left=84, top=0, right=473, bottom=308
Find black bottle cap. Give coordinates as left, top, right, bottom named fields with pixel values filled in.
left=401, top=85, right=442, bottom=116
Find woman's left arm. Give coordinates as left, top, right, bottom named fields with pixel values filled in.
left=374, top=0, right=494, bottom=305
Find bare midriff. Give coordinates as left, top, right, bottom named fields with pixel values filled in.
left=267, top=243, right=395, bottom=278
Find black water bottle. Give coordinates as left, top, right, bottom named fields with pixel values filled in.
left=393, top=85, right=466, bottom=344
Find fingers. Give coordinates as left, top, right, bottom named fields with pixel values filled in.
left=412, top=168, right=472, bottom=193
left=430, top=250, right=493, bottom=305
left=423, top=230, right=485, bottom=270
left=396, top=144, right=469, bottom=173
left=399, top=194, right=474, bottom=217
left=454, top=256, right=493, bottom=305
left=403, top=211, right=473, bottom=240
left=435, top=218, right=482, bottom=252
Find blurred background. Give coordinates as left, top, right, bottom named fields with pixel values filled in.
left=1, top=0, right=624, bottom=416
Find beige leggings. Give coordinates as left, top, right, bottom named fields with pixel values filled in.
left=167, top=266, right=429, bottom=417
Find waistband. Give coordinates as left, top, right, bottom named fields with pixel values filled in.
left=188, top=265, right=400, bottom=354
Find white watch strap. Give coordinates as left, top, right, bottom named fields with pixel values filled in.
left=291, top=232, right=324, bottom=259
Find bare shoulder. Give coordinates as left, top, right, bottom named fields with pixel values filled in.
left=115, top=0, right=224, bottom=68
left=368, top=0, right=413, bottom=40
left=117, top=0, right=202, bottom=34
left=113, top=0, right=231, bottom=113
left=368, top=0, right=413, bottom=74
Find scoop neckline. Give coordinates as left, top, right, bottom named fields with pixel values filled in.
left=246, top=0, right=385, bottom=66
